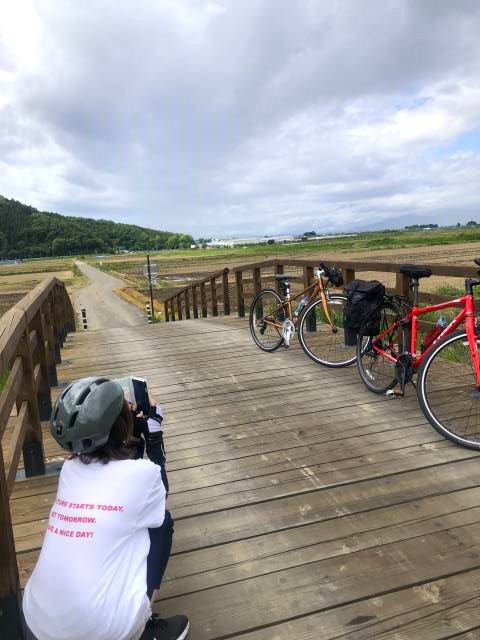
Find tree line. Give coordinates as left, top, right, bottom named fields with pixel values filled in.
left=0, top=196, right=194, bottom=258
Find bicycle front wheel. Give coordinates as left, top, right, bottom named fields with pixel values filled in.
left=249, top=288, right=286, bottom=352
left=298, top=294, right=357, bottom=368
left=356, top=299, right=405, bottom=394
left=417, top=330, right=480, bottom=449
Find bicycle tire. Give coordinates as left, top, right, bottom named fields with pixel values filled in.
left=356, top=298, right=406, bottom=394
left=249, top=288, right=286, bottom=352
left=417, top=330, right=480, bottom=450
left=298, top=294, right=357, bottom=368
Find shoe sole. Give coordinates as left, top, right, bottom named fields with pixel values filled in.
left=153, top=621, right=190, bottom=640
left=179, top=621, right=190, bottom=640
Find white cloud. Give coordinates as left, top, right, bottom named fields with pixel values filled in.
left=0, top=0, right=480, bottom=235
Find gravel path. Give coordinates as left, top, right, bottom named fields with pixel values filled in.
left=73, top=261, right=145, bottom=330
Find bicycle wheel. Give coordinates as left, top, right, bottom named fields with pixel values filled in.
left=298, top=294, right=357, bottom=368
left=417, top=330, right=480, bottom=449
left=356, top=299, right=405, bottom=393
left=249, top=288, right=286, bottom=352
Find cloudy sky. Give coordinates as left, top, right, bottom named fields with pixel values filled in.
left=1, top=0, right=480, bottom=237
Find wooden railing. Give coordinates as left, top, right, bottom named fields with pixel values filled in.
left=0, top=277, right=74, bottom=638
left=164, top=268, right=230, bottom=321
left=164, top=257, right=480, bottom=321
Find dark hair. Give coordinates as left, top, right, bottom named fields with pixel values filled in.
left=77, top=400, right=134, bottom=465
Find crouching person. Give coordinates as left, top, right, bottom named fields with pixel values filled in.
left=23, top=377, right=189, bottom=640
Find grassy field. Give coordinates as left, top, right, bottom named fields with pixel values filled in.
left=88, top=226, right=480, bottom=306
left=2, top=226, right=480, bottom=320
left=0, top=258, right=88, bottom=318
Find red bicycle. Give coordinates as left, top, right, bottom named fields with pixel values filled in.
left=356, top=261, right=480, bottom=449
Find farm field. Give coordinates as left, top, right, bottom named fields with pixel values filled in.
left=92, top=232, right=480, bottom=310
left=3, top=227, right=480, bottom=320
left=0, top=258, right=88, bottom=318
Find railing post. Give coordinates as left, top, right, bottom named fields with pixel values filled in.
left=275, top=263, right=284, bottom=293
left=164, top=301, right=170, bottom=322
left=303, top=266, right=314, bottom=290
left=253, top=267, right=262, bottom=297
left=41, top=301, right=58, bottom=387
left=343, top=268, right=355, bottom=287
left=176, top=294, right=183, bottom=321
left=192, top=286, right=199, bottom=319
left=65, top=288, right=76, bottom=332
left=184, top=289, right=191, bottom=320
left=253, top=267, right=262, bottom=320
left=53, top=287, right=66, bottom=345
left=15, top=329, right=45, bottom=478
left=222, top=270, right=230, bottom=316
left=303, top=266, right=316, bottom=331
left=170, top=299, right=176, bottom=321
left=396, top=271, right=411, bottom=301
left=210, top=278, right=218, bottom=317
left=48, top=293, right=62, bottom=364
left=200, top=282, right=208, bottom=318
left=0, top=445, right=23, bottom=640
left=236, top=271, right=245, bottom=318
left=30, top=309, right=53, bottom=421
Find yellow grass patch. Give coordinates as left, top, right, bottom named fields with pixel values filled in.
left=114, top=287, right=164, bottom=319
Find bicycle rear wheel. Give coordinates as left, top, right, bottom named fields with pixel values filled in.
left=356, top=299, right=405, bottom=393
left=298, top=294, right=357, bottom=368
left=417, top=330, right=480, bottom=449
left=249, top=288, right=286, bottom=352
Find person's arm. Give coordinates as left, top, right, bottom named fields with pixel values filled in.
left=145, top=404, right=168, bottom=492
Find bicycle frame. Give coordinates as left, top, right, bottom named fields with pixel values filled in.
left=372, top=292, right=480, bottom=385
left=261, top=274, right=333, bottom=329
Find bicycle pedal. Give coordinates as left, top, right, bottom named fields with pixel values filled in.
left=386, top=389, right=404, bottom=398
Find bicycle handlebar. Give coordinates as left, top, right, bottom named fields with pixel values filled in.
left=318, top=263, right=344, bottom=287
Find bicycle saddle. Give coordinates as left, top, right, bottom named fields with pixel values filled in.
left=274, top=274, right=298, bottom=281
left=399, top=264, right=432, bottom=280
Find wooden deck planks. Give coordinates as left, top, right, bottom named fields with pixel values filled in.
left=10, top=315, right=480, bottom=639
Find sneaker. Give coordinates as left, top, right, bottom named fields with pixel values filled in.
left=141, top=613, right=190, bottom=640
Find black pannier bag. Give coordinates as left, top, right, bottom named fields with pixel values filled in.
left=343, top=279, right=386, bottom=346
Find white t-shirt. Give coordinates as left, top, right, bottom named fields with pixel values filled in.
left=23, top=457, right=166, bottom=640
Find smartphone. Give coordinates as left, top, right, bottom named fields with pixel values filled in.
left=131, top=378, right=150, bottom=414
left=115, top=377, right=151, bottom=414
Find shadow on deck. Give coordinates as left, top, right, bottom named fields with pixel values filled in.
left=12, top=316, right=480, bottom=639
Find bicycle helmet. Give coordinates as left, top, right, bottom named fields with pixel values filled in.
left=51, top=377, right=124, bottom=454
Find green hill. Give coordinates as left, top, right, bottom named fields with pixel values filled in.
left=0, top=196, right=193, bottom=258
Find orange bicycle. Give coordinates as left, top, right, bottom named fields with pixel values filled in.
left=249, top=263, right=358, bottom=368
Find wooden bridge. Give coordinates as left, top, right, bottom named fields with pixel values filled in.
left=3, top=258, right=480, bottom=639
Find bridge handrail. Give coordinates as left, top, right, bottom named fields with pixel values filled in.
left=163, top=268, right=229, bottom=321
left=0, top=277, right=75, bottom=632
left=164, top=256, right=480, bottom=321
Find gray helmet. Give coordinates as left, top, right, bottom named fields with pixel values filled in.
left=51, top=377, right=124, bottom=454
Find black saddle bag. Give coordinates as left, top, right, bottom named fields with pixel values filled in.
left=344, top=279, right=386, bottom=346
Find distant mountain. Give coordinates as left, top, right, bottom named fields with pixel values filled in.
left=0, top=196, right=193, bottom=258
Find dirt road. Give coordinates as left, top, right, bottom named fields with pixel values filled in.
left=73, top=261, right=145, bottom=329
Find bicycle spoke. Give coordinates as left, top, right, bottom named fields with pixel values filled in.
left=249, top=289, right=286, bottom=352
left=299, top=295, right=358, bottom=368
left=419, top=332, right=480, bottom=449
left=357, top=300, right=404, bottom=393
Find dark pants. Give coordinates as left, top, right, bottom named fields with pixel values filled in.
left=132, top=419, right=172, bottom=598
left=147, top=510, right=173, bottom=599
